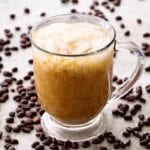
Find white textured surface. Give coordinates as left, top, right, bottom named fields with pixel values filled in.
left=0, top=0, right=150, bottom=150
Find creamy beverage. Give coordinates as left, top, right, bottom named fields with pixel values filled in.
left=32, top=22, right=114, bottom=124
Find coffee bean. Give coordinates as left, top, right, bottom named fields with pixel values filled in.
left=3, top=71, right=12, bottom=77
left=40, top=12, right=46, bottom=17
left=49, top=143, right=58, bottom=150
left=100, top=147, right=107, bottom=150
left=11, top=139, right=18, bottom=144
left=71, top=142, right=79, bottom=149
left=4, top=143, right=12, bottom=149
left=116, top=79, right=123, bottom=85
left=15, top=26, right=21, bottom=31
left=143, top=32, right=150, bottom=38
left=61, top=0, right=69, bottom=4
left=122, top=131, right=130, bottom=137
left=138, top=114, right=145, bottom=121
left=5, top=125, right=12, bottom=132
left=136, top=86, right=143, bottom=96
left=72, top=0, right=78, bottom=4
left=137, top=19, right=142, bottom=24
left=124, top=115, right=133, bottom=121
left=124, top=30, right=130, bottom=36
left=134, top=104, right=142, bottom=110
left=113, top=75, right=118, bottom=82
left=6, top=117, right=14, bottom=123
left=12, top=126, right=20, bottom=133
left=145, top=85, right=150, bottom=93
left=24, top=8, right=30, bottom=14
left=10, top=14, right=16, bottom=20
left=12, top=67, right=18, bottom=72
left=28, top=59, right=33, bottom=64
left=22, top=127, right=31, bottom=133
left=35, top=145, right=44, bottom=150
left=81, top=141, right=90, bottom=148
left=145, top=65, right=150, bottom=72
left=0, top=131, right=3, bottom=139
left=115, top=16, right=122, bottom=21
left=64, top=140, right=72, bottom=148
left=43, top=137, right=52, bottom=146
left=31, top=141, right=40, bottom=148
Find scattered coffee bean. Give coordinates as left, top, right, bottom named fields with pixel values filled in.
left=124, top=115, right=133, bottom=121
left=6, top=117, right=14, bottom=123
left=24, top=8, right=30, bottom=14
left=143, top=32, right=150, bottom=38
left=10, top=14, right=16, bottom=20
left=81, top=140, right=91, bottom=148
left=124, top=30, right=130, bottom=36
left=31, top=141, right=40, bottom=148
left=5, top=125, right=12, bottom=132
left=137, top=18, right=142, bottom=24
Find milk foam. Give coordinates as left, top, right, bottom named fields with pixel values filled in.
left=33, top=22, right=111, bottom=54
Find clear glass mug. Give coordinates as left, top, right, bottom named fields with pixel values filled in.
left=31, top=14, right=144, bottom=141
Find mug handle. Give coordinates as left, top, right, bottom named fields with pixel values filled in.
left=111, top=41, right=145, bottom=100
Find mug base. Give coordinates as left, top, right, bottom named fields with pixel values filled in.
left=41, top=112, right=107, bottom=142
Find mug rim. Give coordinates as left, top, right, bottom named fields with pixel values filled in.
left=31, top=13, right=116, bottom=57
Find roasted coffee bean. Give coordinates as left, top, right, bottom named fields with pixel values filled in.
left=140, top=139, right=148, bottom=145
left=72, top=0, right=78, bottom=4
left=40, top=12, right=46, bottom=17
left=24, top=8, right=30, bottom=14
left=12, top=67, right=18, bottom=72
left=31, top=141, right=40, bottom=148
left=145, top=65, right=150, bottom=72
left=100, top=147, right=108, bottom=150
left=11, top=139, right=18, bottom=144
left=124, top=30, right=130, bottom=36
left=5, top=135, right=11, bottom=143
left=12, top=126, right=20, bottom=133
left=3, top=71, right=12, bottom=77
left=71, top=142, right=79, bottom=149
left=15, top=27, right=21, bottom=31
left=22, top=127, right=31, bottom=133
left=134, top=104, right=142, bottom=110
left=64, top=140, right=72, bottom=148
left=138, top=114, right=145, bottom=121
left=4, top=143, right=11, bottom=149
left=0, top=131, right=3, bottom=139
left=10, top=14, right=16, bottom=19
left=116, top=79, right=123, bottom=85
left=113, top=75, right=118, bottom=82
left=5, top=125, right=12, bottom=132
left=6, top=117, right=14, bottom=123
left=139, top=97, right=146, bottom=103
left=137, top=19, right=142, bottom=24
left=49, top=143, right=58, bottom=150
left=124, top=115, right=133, bottom=121
left=136, top=86, right=143, bottom=95
left=122, top=131, right=130, bottom=137
left=143, top=32, right=150, bottom=38
left=115, top=16, right=122, bottom=21
left=81, top=140, right=90, bottom=148
left=17, top=111, right=25, bottom=118
left=145, top=85, right=150, bottom=93
left=118, top=103, right=129, bottom=112
left=35, top=145, right=44, bottom=150
left=28, top=59, right=33, bottom=64
left=43, top=137, right=52, bottom=146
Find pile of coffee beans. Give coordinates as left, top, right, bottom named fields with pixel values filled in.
left=0, top=0, right=149, bottom=150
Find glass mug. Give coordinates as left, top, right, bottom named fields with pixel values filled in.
left=31, top=14, right=144, bottom=141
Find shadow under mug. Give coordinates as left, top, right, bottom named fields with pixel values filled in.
left=31, top=14, right=144, bottom=142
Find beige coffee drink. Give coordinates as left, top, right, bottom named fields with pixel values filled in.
left=32, top=22, right=114, bottom=124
